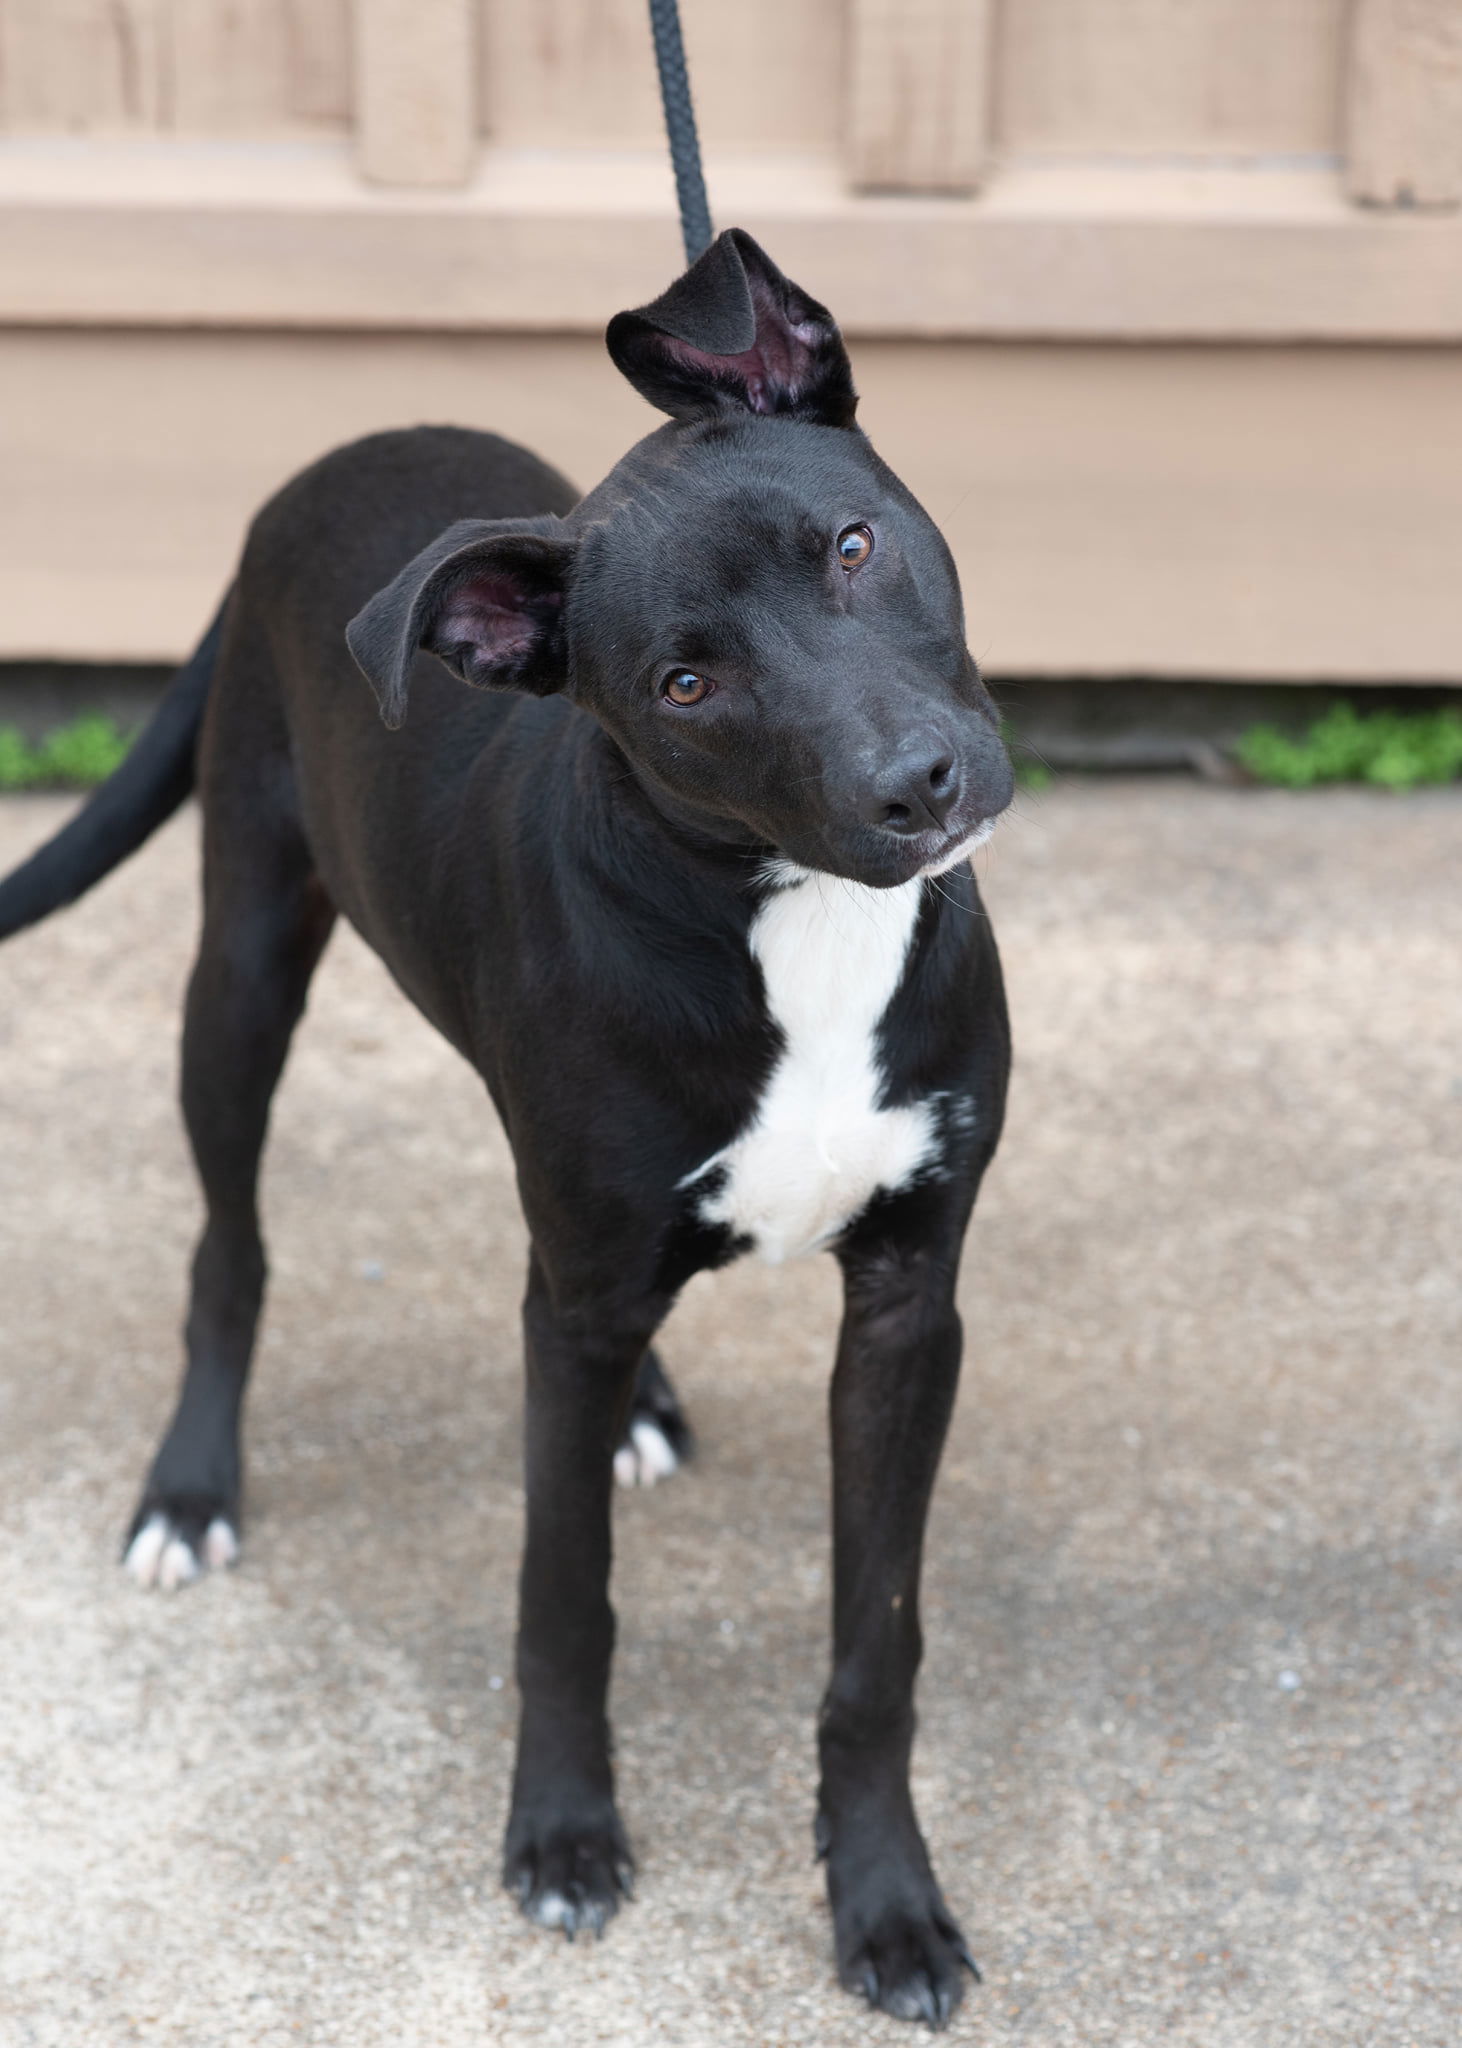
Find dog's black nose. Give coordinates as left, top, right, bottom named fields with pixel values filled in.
left=860, top=741, right=961, bottom=835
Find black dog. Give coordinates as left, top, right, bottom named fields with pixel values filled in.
left=0, top=230, right=1012, bottom=2026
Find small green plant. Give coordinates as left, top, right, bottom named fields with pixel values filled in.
left=1237, top=702, right=1462, bottom=790
left=0, top=713, right=134, bottom=791
left=999, top=717, right=1054, bottom=793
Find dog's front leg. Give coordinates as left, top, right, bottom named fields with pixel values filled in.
left=819, top=1228, right=978, bottom=2026
left=503, top=1251, right=660, bottom=1939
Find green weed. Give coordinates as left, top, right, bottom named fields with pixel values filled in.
left=1237, top=702, right=1462, bottom=790
left=0, top=713, right=133, bottom=791
left=999, top=716, right=1054, bottom=793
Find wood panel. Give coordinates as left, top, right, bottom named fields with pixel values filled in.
left=355, top=0, right=476, bottom=186
left=5, top=327, right=1460, bottom=683
left=996, top=0, right=1349, bottom=157
left=480, top=0, right=844, bottom=151
left=1347, top=0, right=1462, bottom=208
left=289, top=0, right=352, bottom=127
left=846, top=0, right=994, bottom=193
left=0, top=0, right=349, bottom=135
left=4, top=147, right=1462, bottom=342
left=0, top=0, right=158, bottom=129
left=173, top=0, right=307, bottom=134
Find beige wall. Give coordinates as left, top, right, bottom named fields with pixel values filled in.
left=0, top=0, right=353, bottom=136
left=0, top=1, right=1365, bottom=157
left=994, top=0, right=1350, bottom=158
left=4, top=326, right=1458, bottom=683
left=1, top=0, right=1459, bottom=678
left=485, top=0, right=846, bottom=152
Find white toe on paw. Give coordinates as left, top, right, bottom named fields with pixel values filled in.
left=123, top=1513, right=169, bottom=1588
left=203, top=1518, right=239, bottom=1570
left=158, top=1538, right=200, bottom=1591
left=614, top=1417, right=681, bottom=1490
left=123, top=1513, right=239, bottom=1589
left=529, top=1889, right=574, bottom=1930
left=632, top=1417, right=680, bottom=1484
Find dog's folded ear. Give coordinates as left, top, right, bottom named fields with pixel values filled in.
left=347, top=516, right=572, bottom=729
left=607, top=228, right=857, bottom=429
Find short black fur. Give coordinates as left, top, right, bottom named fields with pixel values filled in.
left=0, top=231, right=1013, bottom=2029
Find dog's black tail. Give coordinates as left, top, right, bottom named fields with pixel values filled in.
left=0, top=599, right=226, bottom=942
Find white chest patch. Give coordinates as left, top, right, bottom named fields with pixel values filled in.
left=685, top=869, right=939, bottom=1263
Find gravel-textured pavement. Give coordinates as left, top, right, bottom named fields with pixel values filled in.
left=1, top=779, right=1458, bottom=2048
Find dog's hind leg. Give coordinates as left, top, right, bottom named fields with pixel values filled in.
left=613, top=1345, right=693, bottom=1489
left=124, top=771, right=335, bottom=1590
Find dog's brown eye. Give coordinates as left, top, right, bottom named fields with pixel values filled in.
left=837, top=524, right=873, bottom=569
left=662, top=670, right=713, bottom=707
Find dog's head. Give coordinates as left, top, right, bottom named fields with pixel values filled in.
left=349, top=230, right=1012, bottom=888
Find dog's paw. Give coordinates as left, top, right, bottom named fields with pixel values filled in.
left=613, top=1414, right=684, bottom=1489
left=614, top=1349, right=693, bottom=1490
left=122, top=1497, right=239, bottom=1590
left=837, top=1898, right=979, bottom=2030
left=504, top=1822, right=634, bottom=1941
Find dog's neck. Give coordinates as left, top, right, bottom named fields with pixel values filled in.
left=593, top=725, right=775, bottom=881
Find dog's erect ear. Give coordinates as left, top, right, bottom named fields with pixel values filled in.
left=347, top=516, right=572, bottom=728
left=606, top=228, right=857, bottom=428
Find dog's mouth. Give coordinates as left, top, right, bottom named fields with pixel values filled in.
left=917, top=815, right=997, bottom=876
left=884, top=811, right=999, bottom=886
left=807, top=812, right=1000, bottom=890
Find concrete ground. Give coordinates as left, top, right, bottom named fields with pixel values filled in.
left=0, top=778, right=1458, bottom=2048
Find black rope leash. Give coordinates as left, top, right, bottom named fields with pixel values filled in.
left=648, top=0, right=714, bottom=264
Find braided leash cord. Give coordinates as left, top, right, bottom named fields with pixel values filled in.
left=648, top=0, right=715, bottom=263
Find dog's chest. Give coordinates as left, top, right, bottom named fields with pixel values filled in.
left=686, top=872, right=937, bottom=1263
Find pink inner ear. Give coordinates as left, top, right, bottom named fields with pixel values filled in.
left=437, top=569, right=559, bottom=663
left=663, top=272, right=828, bottom=415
